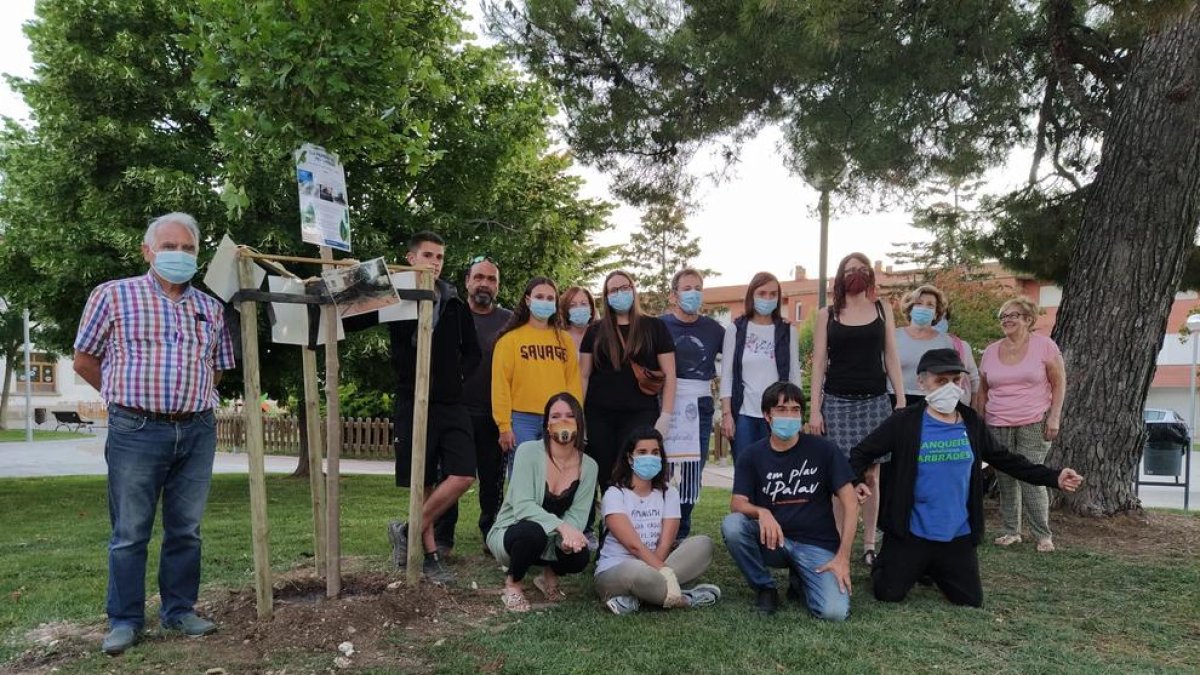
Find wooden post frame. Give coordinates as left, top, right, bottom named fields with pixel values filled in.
left=237, top=251, right=273, bottom=620
left=321, top=246, right=343, bottom=598
left=405, top=269, right=436, bottom=583
left=301, top=345, right=327, bottom=577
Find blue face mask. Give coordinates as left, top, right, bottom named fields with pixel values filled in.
left=910, top=306, right=936, bottom=327
left=568, top=305, right=592, bottom=327
left=632, top=454, right=662, bottom=480
left=153, top=250, right=197, bottom=284
left=529, top=298, right=557, bottom=321
left=754, top=297, right=778, bottom=316
left=933, top=318, right=949, bottom=334
left=678, top=289, right=703, bottom=315
left=607, top=289, right=634, bottom=313
left=770, top=416, right=802, bottom=440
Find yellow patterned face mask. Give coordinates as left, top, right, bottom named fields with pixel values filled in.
left=547, top=420, right=578, bottom=445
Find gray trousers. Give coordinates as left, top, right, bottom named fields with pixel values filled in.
left=594, top=535, right=714, bottom=605
left=989, top=422, right=1052, bottom=540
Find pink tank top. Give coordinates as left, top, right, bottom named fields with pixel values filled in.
left=979, top=334, right=1061, bottom=427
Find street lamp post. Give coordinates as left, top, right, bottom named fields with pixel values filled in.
left=23, top=308, right=32, bottom=443
left=1185, top=314, right=1200, bottom=510
left=801, top=160, right=849, bottom=310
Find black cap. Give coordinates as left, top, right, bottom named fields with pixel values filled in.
left=917, top=348, right=967, bottom=374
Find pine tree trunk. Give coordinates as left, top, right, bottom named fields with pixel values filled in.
left=1049, top=5, right=1200, bottom=516
left=292, top=400, right=311, bottom=478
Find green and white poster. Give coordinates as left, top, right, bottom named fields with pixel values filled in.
left=295, top=143, right=351, bottom=251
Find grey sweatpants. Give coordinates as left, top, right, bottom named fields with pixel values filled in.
left=989, top=422, right=1052, bottom=541
left=594, top=535, right=714, bottom=605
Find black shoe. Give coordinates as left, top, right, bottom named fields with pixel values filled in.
left=754, top=587, right=780, bottom=616
left=387, top=520, right=408, bottom=569
left=786, top=569, right=804, bottom=603
left=917, top=574, right=935, bottom=587
left=422, top=552, right=454, bottom=586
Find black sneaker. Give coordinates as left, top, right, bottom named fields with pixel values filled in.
left=786, top=569, right=804, bottom=604
left=387, top=520, right=408, bottom=569
left=422, top=552, right=454, bottom=586
left=754, top=587, right=780, bottom=616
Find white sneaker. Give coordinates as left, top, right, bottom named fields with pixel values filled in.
left=681, top=584, right=721, bottom=609
left=605, top=594, right=640, bottom=615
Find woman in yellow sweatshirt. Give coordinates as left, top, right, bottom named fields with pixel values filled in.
left=493, top=276, right=584, bottom=476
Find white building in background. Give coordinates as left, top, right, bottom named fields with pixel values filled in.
left=0, top=351, right=106, bottom=427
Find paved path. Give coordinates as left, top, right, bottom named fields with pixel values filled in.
left=2, top=432, right=1195, bottom=510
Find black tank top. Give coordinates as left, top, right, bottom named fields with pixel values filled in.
left=824, top=301, right=887, bottom=396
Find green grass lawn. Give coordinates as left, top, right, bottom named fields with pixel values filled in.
left=1, top=474, right=1197, bottom=674
left=0, top=429, right=91, bottom=442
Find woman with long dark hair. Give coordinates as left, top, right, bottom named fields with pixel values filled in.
left=719, top=271, right=803, bottom=459
left=809, top=253, right=905, bottom=566
left=486, top=392, right=598, bottom=612
left=492, top=277, right=582, bottom=475
left=579, top=270, right=676, bottom=539
left=594, top=427, right=720, bottom=614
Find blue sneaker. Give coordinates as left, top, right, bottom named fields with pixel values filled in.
left=682, top=584, right=721, bottom=608
left=162, top=613, right=216, bottom=637
left=101, top=625, right=137, bottom=655
left=606, top=594, right=640, bottom=615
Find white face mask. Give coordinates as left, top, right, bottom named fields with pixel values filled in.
left=925, top=381, right=963, bottom=414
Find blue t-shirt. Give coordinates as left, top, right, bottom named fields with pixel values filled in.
left=660, top=313, right=725, bottom=382
left=732, top=434, right=853, bottom=552
left=910, top=412, right=974, bottom=542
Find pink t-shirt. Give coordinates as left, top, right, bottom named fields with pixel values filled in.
left=979, top=334, right=1061, bottom=427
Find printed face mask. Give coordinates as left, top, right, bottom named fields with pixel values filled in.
left=844, top=269, right=871, bottom=294
left=529, top=298, right=557, bottom=320
left=568, top=306, right=592, bottom=326
left=925, top=382, right=964, bottom=414
left=910, top=306, right=936, bottom=327
left=678, top=289, right=703, bottom=314
left=547, top=420, right=577, bottom=445
left=153, top=250, right=197, bottom=284
left=770, top=416, right=802, bottom=440
left=753, top=297, right=778, bottom=316
left=632, top=454, right=662, bottom=480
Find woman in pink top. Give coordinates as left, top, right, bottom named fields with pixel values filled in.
left=976, top=297, right=1066, bottom=553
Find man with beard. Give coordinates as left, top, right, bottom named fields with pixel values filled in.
left=434, top=256, right=513, bottom=555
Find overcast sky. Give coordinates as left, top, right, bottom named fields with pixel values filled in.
left=0, top=0, right=1035, bottom=287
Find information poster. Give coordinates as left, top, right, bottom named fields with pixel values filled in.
left=295, top=143, right=351, bottom=251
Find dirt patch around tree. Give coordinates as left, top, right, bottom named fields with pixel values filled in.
left=8, top=565, right=511, bottom=674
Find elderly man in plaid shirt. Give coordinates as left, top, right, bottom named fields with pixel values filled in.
left=73, top=213, right=236, bottom=655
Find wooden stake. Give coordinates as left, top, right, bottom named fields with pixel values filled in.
left=301, top=345, right=327, bottom=577
left=406, top=269, right=436, bottom=583
left=237, top=252, right=273, bottom=620
left=321, top=246, right=343, bottom=598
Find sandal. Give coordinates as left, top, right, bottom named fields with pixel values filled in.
left=994, top=534, right=1022, bottom=547
left=861, top=548, right=877, bottom=567
left=501, top=587, right=530, bottom=613
left=533, top=574, right=567, bottom=602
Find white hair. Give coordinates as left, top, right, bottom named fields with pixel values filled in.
left=143, top=212, right=200, bottom=248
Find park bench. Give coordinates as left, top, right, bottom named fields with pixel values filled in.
left=53, top=410, right=95, bottom=433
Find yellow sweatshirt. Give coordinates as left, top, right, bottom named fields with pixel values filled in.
left=492, top=323, right=583, bottom=431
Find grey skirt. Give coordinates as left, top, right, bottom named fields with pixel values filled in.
left=822, top=393, right=893, bottom=463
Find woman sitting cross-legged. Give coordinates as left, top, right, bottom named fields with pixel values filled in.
left=594, top=427, right=721, bottom=615
left=486, top=392, right=598, bottom=612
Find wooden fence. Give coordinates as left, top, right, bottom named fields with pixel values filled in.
left=216, top=413, right=393, bottom=459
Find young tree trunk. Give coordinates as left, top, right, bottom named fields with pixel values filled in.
left=1050, top=5, right=1200, bottom=516
left=293, top=399, right=311, bottom=478
left=0, top=352, right=13, bottom=430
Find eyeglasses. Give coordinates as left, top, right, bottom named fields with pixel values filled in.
left=469, top=255, right=495, bottom=265
left=607, top=283, right=634, bottom=294
left=998, top=312, right=1027, bottom=322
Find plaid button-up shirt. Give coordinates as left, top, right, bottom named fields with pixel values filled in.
left=74, top=272, right=236, bottom=413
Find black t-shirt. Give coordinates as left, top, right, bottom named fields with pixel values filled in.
left=732, top=434, right=854, bottom=553
left=581, top=318, right=675, bottom=412
left=461, top=306, right=513, bottom=414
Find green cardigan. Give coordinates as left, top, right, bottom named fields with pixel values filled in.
left=486, top=440, right=598, bottom=567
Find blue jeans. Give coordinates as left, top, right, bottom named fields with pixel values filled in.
left=506, top=411, right=544, bottom=478
left=105, top=406, right=216, bottom=629
left=732, top=413, right=770, bottom=460
left=721, top=513, right=850, bottom=621
left=678, top=397, right=714, bottom=539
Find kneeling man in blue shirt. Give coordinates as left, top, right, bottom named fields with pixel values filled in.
left=850, top=348, right=1083, bottom=607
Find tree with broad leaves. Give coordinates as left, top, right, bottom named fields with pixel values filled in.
left=487, top=0, right=1200, bottom=515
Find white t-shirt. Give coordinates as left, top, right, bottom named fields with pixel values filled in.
left=719, top=321, right=804, bottom=418
left=595, top=485, right=681, bottom=575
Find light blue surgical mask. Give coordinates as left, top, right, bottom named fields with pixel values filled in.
left=910, top=306, right=936, bottom=327
left=770, top=416, right=802, bottom=440
left=678, top=289, right=703, bottom=315
left=933, top=318, right=949, bottom=334
left=568, top=306, right=592, bottom=327
left=529, top=298, right=557, bottom=321
left=607, top=289, right=634, bottom=313
left=153, top=250, right=197, bottom=284
left=754, top=297, right=778, bottom=316
left=632, top=455, right=662, bottom=480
